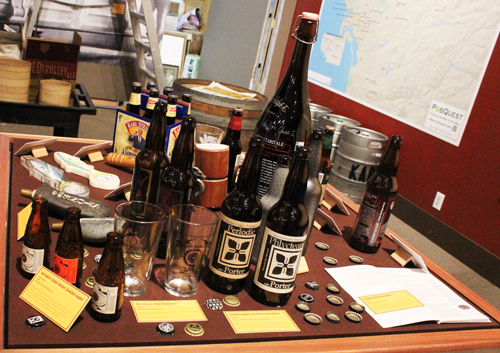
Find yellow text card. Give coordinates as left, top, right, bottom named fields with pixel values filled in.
left=131, top=300, right=207, bottom=323
left=19, top=267, right=91, bottom=332
left=224, top=310, right=300, bottom=334
left=359, top=290, right=424, bottom=314
left=17, top=202, right=32, bottom=240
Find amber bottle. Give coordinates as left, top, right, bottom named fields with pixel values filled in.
left=91, top=232, right=125, bottom=322
left=130, top=101, right=169, bottom=205
left=221, top=107, right=243, bottom=193
left=54, top=207, right=84, bottom=287
left=142, top=87, right=160, bottom=120
left=126, top=82, right=142, bottom=115
left=21, top=197, right=51, bottom=279
left=205, top=136, right=264, bottom=294
left=250, top=146, right=310, bottom=307
left=166, top=93, right=178, bottom=126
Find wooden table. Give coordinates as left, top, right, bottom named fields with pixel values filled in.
left=1, top=132, right=499, bottom=353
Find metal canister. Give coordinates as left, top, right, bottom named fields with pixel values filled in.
left=318, top=114, right=361, bottom=160
left=310, top=103, right=332, bottom=129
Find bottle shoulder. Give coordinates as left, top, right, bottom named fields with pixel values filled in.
left=221, top=192, right=262, bottom=222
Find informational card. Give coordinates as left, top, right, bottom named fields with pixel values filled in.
left=19, top=267, right=91, bottom=332
left=224, top=310, right=300, bottom=334
left=17, top=202, right=32, bottom=240
left=131, top=300, right=207, bottom=323
left=359, top=290, right=424, bottom=314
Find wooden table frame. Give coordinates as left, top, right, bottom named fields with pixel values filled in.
left=1, top=132, right=499, bottom=353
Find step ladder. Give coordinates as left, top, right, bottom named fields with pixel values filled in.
left=126, top=0, right=166, bottom=89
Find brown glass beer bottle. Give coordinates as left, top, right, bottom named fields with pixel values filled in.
left=221, top=107, right=243, bottom=193
left=126, top=81, right=142, bottom=115
left=142, top=86, right=160, bottom=120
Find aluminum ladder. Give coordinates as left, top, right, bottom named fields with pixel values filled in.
left=126, top=0, right=166, bottom=89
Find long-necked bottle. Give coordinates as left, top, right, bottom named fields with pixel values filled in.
left=251, top=154, right=291, bottom=265
left=130, top=101, right=169, bottom=205
left=182, top=93, right=192, bottom=116
left=348, top=135, right=403, bottom=253
left=254, top=12, right=318, bottom=198
left=302, top=129, right=323, bottom=254
left=205, top=136, right=264, bottom=294
left=21, top=197, right=51, bottom=279
left=54, top=207, right=84, bottom=287
left=126, top=82, right=142, bottom=115
left=166, top=93, right=178, bottom=126
left=221, top=107, right=243, bottom=193
left=90, top=232, right=125, bottom=323
left=142, top=87, right=160, bottom=120
left=250, top=146, right=310, bottom=307
left=157, top=115, right=199, bottom=259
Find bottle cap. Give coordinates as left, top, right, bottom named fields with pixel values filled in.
left=302, top=12, right=319, bottom=21
left=299, top=293, right=314, bottom=304
left=82, top=261, right=87, bottom=270
left=156, top=323, right=175, bottom=336
left=205, top=298, right=223, bottom=310
left=83, top=248, right=89, bottom=257
left=295, top=302, right=311, bottom=313
left=94, top=254, right=101, bottom=263
left=305, top=281, right=320, bottom=291
left=304, top=313, right=322, bottom=325
left=349, top=255, right=364, bottom=264
left=345, top=311, right=363, bottom=323
left=184, top=323, right=204, bottom=336
left=315, top=242, right=329, bottom=250
left=323, top=256, right=338, bottom=265
left=349, top=302, right=366, bottom=313
left=85, top=277, right=95, bottom=288
left=325, top=311, right=341, bottom=323
left=223, top=295, right=240, bottom=307
left=326, top=283, right=341, bottom=294
left=326, top=295, right=344, bottom=306
left=25, top=315, right=46, bottom=329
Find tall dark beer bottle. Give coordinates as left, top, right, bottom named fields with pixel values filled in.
left=348, top=135, right=403, bottom=253
left=250, top=146, right=310, bottom=307
left=54, top=207, right=84, bottom=287
left=130, top=101, right=169, bottom=205
left=21, top=197, right=51, bottom=279
left=182, top=93, right=192, bottom=115
left=91, top=232, right=125, bottom=323
left=142, top=87, right=160, bottom=120
left=166, top=93, right=178, bottom=126
left=221, top=107, right=243, bottom=192
left=126, top=82, right=142, bottom=115
left=254, top=12, right=318, bottom=197
left=157, top=115, right=199, bottom=258
left=205, top=136, right=264, bottom=294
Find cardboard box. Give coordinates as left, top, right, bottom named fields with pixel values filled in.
left=23, top=32, right=81, bottom=103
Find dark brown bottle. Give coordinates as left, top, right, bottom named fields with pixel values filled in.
left=166, top=93, right=178, bottom=126
left=250, top=146, right=310, bottom=307
left=205, top=136, right=264, bottom=294
left=21, top=197, right=51, bottom=279
left=254, top=12, right=318, bottom=198
left=146, top=81, right=157, bottom=90
left=319, top=125, right=335, bottom=199
left=142, top=87, right=160, bottom=120
left=130, top=101, right=169, bottom=205
left=90, top=232, right=125, bottom=323
left=348, top=135, right=403, bottom=254
left=182, top=93, right=192, bottom=116
left=163, top=86, right=174, bottom=96
left=54, top=207, right=84, bottom=287
left=157, top=115, right=200, bottom=258
left=126, top=82, right=142, bottom=115
left=221, top=107, right=243, bottom=192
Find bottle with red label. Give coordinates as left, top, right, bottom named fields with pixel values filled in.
left=348, top=135, right=403, bottom=253
left=54, top=207, right=84, bottom=287
left=253, top=12, right=318, bottom=198
left=221, top=107, right=243, bottom=192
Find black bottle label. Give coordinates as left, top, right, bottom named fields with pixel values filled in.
left=253, top=227, right=306, bottom=294
left=209, top=214, right=260, bottom=279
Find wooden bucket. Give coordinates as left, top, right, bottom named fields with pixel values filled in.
left=39, top=79, right=72, bottom=107
left=0, top=58, right=31, bottom=103
left=173, top=79, right=268, bottom=150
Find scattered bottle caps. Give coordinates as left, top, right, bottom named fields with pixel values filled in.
left=345, top=311, right=363, bottom=323
left=349, top=255, right=364, bottom=264
left=223, top=295, right=241, bottom=307
left=349, top=302, right=366, bottom=313
left=299, top=293, right=314, bottom=304
left=323, top=256, right=338, bottom=265
left=205, top=298, right=223, bottom=310
left=156, top=323, right=176, bottom=336
left=25, top=315, right=46, bottom=330
left=315, top=242, right=329, bottom=250
left=295, top=302, right=312, bottom=313
left=325, top=311, right=341, bottom=323
left=85, top=277, right=95, bottom=288
left=304, top=313, right=322, bottom=325
left=305, top=281, right=320, bottom=291
left=326, top=283, right=341, bottom=294
left=185, top=323, right=204, bottom=336
left=326, top=295, right=344, bottom=306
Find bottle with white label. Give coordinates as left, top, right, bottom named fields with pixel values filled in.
left=204, top=136, right=264, bottom=294
left=250, top=146, right=310, bottom=307
left=21, top=197, right=51, bottom=279
left=91, top=232, right=125, bottom=322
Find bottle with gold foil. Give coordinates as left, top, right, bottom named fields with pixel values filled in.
left=21, top=197, right=51, bottom=279
left=130, top=101, right=169, bottom=205
left=205, top=136, right=264, bottom=294
left=142, top=86, right=160, bottom=120
left=91, top=232, right=125, bottom=322
left=54, top=207, right=84, bottom=287
left=126, top=82, right=142, bottom=115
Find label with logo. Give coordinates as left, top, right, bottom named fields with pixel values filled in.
left=167, top=103, right=177, bottom=117
left=146, top=97, right=159, bottom=110
left=91, top=282, right=119, bottom=314
left=209, top=214, right=260, bottom=279
left=253, top=227, right=306, bottom=294
left=21, top=245, right=44, bottom=274
left=53, top=254, right=79, bottom=284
